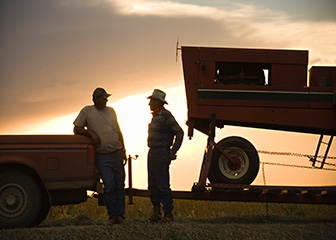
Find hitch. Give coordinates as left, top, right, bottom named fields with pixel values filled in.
left=128, top=154, right=138, bottom=205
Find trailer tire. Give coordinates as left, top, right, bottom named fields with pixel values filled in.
left=208, top=136, right=259, bottom=184
left=0, top=171, right=42, bottom=228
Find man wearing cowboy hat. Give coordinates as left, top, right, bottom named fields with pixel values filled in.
left=73, top=87, right=127, bottom=224
left=147, top=89, right=184, bottom=222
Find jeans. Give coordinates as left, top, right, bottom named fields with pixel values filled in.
left=148, top=147, right=173, bottom=213
left=97, top=150, right=125, bottom=217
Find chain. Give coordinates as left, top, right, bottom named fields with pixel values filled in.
left=261, top=162, right=266, bottom=185
left=257, top=150, right=336, bottom=160
left=309, top=159, right=336, bottom=168
left=261, top=162, right=269, bottom=217
left=260, top=161, right=336, bottom=171
left=258, top=149, right=334, bottom=218
left=310, top=159, right=336, bottom=167
left=257, top=150, right=336, bottom=169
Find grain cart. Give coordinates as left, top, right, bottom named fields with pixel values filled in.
left=181, top=46, right=336, bottom=187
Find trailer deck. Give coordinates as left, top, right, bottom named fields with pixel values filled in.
left=126, top=184, right=336, bottom=205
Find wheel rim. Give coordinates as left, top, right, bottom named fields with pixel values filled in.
left=218, top=147, right=249, bottom=180
left=0, top=184, right=28, bottom=219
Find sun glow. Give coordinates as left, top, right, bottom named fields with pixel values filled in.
left=24, top=88, right=196, bottom=190
left=3, top=87, right=335, bottom=190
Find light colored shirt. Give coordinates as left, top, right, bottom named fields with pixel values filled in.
left=74, top=105, right=123, bottom=153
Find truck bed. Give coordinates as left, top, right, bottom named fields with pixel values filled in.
left=0, top=134, right=97, bottom=191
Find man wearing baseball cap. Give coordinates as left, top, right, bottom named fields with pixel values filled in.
left=73, top=87, right=127, bottom=224
left=147, top=89, right=184, bottom=222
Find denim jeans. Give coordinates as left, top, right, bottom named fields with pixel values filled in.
left=148, top=147, right=173, bottom=213
left=97, top=150, right=125, bottom=217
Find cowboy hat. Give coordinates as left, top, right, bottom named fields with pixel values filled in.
left=147, top=89, right=168, bottom=104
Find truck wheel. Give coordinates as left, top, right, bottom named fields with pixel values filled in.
left=0, top=171, right=42, bottom=228
left=32, top=205, right=50, bottom=226
left=208, top=136, right=259, bottom=184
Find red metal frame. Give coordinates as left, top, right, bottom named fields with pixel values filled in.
left=182, top=46, right=336, bottom=136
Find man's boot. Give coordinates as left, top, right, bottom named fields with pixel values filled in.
left=163, top=211, right=173, bottom=223
left=149, top=204, right=161, bottom=222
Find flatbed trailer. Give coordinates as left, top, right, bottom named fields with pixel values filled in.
left=125, top=154, right=336, bottom=205
left=125, top=186, right=336, bottom=205
left=125, top=46, right=335, bottom=205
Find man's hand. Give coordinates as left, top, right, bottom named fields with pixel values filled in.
left=89, top=131, right=101, bottom=146
left=169, top=151, right=177, bottom=160
left=122, top=149, right=127, bottom=165
left=74, top=126, right=101, bottom=146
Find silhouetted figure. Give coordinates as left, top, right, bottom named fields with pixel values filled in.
left=73, top=87, right=127, bottom=224
left=147, top=89, right=184, bottom=223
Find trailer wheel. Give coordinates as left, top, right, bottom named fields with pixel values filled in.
left=0, top=171, right=42, bottom=228
left=208, top=136, right=259, bottom=184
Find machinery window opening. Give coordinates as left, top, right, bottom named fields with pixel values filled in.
left=214, top=62, right=271, bottom=86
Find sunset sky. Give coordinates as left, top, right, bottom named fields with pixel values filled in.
left=1, top=0, right=335, bottom=190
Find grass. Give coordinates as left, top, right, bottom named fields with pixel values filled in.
left=45, top=196, right=336, bottom=220
left=1, top=197, right=336, bottom=240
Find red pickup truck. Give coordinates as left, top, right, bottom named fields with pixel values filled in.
left=0, top=135, right=97, bottom=228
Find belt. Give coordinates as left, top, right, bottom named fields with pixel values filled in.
left=97, top=149, right=121, bottom=155
left=149, top=146, right=170, bottom=149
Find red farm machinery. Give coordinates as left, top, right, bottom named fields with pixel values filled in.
left=127, top=46, right=336, bottom=205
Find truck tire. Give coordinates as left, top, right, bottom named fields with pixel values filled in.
left=208, top=136, right=259, bottom=184
left=0, top=171, right=42, bottom=228
left=31, top=205, right=50, bottom=227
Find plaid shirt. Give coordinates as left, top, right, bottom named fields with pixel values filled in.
left=148, top=108, right=184, bottom=154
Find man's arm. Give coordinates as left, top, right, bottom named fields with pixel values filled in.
left=111, top=108, right=127, bottom=160
left=165, top=112, right=184, bottom=158
left=115, top=120, right=127, bottom=161
left=170, top=123, right=184, bottom=154
left=73, top=125, right=101, bottom=146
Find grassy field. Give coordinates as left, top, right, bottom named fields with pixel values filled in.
left=1, top=196, right=336, bottom=240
